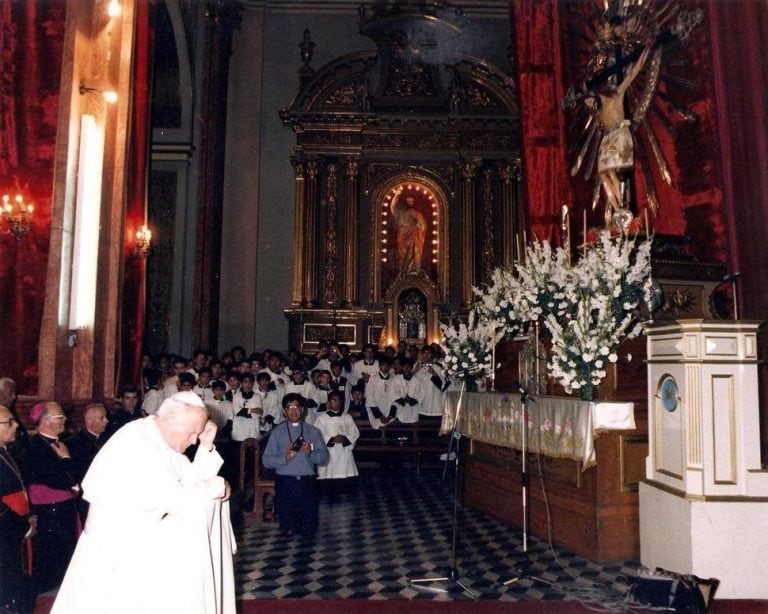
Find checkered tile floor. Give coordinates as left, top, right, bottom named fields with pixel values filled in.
left=234, top=469, right=644, bottom=606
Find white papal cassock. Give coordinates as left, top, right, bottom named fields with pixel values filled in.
left=315, top=412, right=360, bottom=479
left=52, top=417, right=236, bottom=614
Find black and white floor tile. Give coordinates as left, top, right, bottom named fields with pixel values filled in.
left=234, top=469, right=644, bottom=606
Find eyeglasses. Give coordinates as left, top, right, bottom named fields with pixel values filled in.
left=48, top=415, right=66, bottom=421
left=0, top=418, right=17, bottom=426
left=285, top=405, right=301, bottom=410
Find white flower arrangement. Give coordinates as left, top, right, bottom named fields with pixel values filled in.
left=440, top=310, right=504, bottom=379
left=472, top=267, right=522, bottom=336
left=514, top=239, right=573, bottom=322
left=471, top=229, right=652, bottom=399
left=544, top=231, right=652, bottom=397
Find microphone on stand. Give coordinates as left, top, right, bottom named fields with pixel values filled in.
left=720, top=271, right=742, bottom=320
left=446, top=364, right=483, bottom=377
left=508, top=382, right=537, bottom=404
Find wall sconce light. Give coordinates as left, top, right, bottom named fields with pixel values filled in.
left=134, top=224, right=152, bottom=258
left=1, top=192, right=33, bottom=239
left=107, top=0, right=122, bottom=18
left=79, top=83, right=118, bottom=104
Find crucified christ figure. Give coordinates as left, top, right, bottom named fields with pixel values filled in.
left=585, top=45, right=651, bottom=221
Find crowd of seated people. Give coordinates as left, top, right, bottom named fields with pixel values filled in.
left=0, top=340, right=453, bottom=611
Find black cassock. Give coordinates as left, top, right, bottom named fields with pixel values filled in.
left=21, top=434, right=79, bottom=594
left=0, top=446, right=34, bottom=612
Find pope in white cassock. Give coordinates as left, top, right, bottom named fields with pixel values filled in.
left=52, top=392, right=236, bottom=614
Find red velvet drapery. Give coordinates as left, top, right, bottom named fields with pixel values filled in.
left=708, top=0, right=768, bottom=312
left=708, top=0, right=768, bottom=460
left=120, top=0, right=155, bottom=390
left=0, top=0, right=65, bottom=394
left=511, top=0, right=572, bottom=246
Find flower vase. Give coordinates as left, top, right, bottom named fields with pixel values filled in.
left=579, top=383, right=595, bottom=401
left=464, top=375, right=478, bottom=393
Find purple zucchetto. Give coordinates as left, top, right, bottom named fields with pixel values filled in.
left=29, top=401, right=50, bottom=424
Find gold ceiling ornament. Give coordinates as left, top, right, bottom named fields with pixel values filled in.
left=561, top=0, right=703, bottom=231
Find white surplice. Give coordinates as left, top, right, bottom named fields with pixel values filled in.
left=414, top=363, right=448, bottom=416
left=314, top=412, right=359, bottom=479
left=52, top=417, right=236, bottom=614
left=389, top=374, right=424, bottom=423
left=365, top=372, right=395, bottom=429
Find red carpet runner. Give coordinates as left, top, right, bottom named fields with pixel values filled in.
left=34, top=596, right=768, bottom=613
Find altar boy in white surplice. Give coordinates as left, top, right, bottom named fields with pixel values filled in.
left=365, top=357, right=397, bottom=428
left=389, top=357, right=424, bottom=423
left=315, top=392, right=359, bottom=483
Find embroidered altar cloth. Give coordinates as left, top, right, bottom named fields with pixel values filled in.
left=441, top=392, right=635, bottom=469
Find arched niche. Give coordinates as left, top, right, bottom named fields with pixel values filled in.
left=370, top=171, right=450, bottom=303
left=383, top=270, right=441, bottom=347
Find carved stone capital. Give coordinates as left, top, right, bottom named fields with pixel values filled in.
left=458, top=159, right=480, bottom=182
left=498, top=160, right=513, bottom=184
left=292, top=156, right=306, bottom=179
left=343, top=158, right=360, bottom=178
left=512, top=157, right=523, bottom=181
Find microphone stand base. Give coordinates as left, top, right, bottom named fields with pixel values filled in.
left=410, top=568, right=479, bottom=600
left=501, top=554, right=532, bottom=586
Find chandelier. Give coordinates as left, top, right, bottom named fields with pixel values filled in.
left=1, top=192, right=33, bottom=239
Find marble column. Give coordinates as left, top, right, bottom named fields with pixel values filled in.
left=191, top=0, right=242, bottom=350
left=38, top=0, right=137, bottom=402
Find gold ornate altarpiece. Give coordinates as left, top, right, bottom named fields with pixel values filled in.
left=280, top=4, right=524, bottom=352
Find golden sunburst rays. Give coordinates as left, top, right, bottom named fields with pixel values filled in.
left=571, top=114, right=600, bottom=179
left=563, top=0, right=703, bottom=225
left=633, top=135, right=659, bottom=215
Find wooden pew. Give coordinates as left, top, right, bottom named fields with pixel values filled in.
left=238, top=437, right=276, bottom=523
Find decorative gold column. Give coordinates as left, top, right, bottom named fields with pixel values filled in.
left=481, top=168, right=495, bottom=286
left=499, top=157, right=523, bottom=266
left=459, top=158, right=480, bottom=306
left=304, top=159, right=320, bottom=306
left=342, top=158, right=360, bottom=307
left=291, top=156, right=306, bottom=306
left=323, top=163, right=338, bottom=306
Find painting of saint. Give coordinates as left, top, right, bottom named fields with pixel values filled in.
left=390, top=188, right=427, bottom=272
